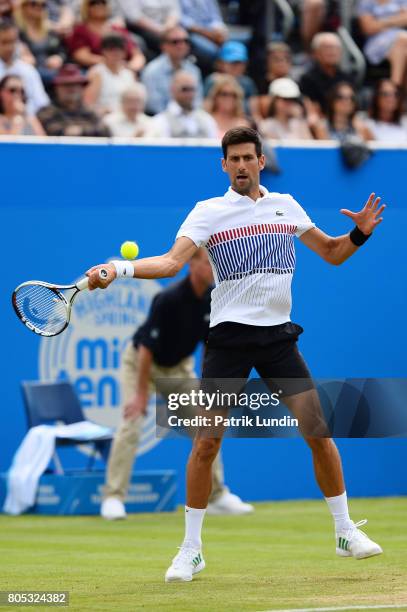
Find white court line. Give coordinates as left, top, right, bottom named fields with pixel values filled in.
left=259, top=604, right=407, bottom=612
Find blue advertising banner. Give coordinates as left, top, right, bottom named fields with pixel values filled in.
left=1, top=141, right=406, bottom=502
left=0, top=470, right=177, bottom=515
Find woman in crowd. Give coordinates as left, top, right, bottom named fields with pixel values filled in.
left=15, top=0, right=66, bottom=85
left=67, top=0, right=145, bottom=72
left=103, top=82, right=151, bottom=136
left=204, top=74, right=251, bottom=138
left=358, top=0, right=407, bottom=88
left=365, top=78, right=407, bottom=142
left=0, top=74, right=44, bottom=135
left=84, top=32, right=136, bottom=115
left=313, top=82, right=373, bottom=141
left=259, top=77, right=313, bottom=140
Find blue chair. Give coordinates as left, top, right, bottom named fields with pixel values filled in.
left=21, top=381, right=113, bottom=473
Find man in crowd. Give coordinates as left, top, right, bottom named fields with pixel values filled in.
left=180, top=0, right=228, bottom=75
left=101, top=249, right=253, bottom=519
left=141, top=24, right=203, bottom=116
left=299, top=32, right=354, bottom=115
left=37, top=64, right=110, bottom=137
left=0, top=20, right=49, bottom=114
left=148, top=71, right=217, bottom=138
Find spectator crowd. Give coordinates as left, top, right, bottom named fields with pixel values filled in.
left=0, top=0, right=406, bottom=143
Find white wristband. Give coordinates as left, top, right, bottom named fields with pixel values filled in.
left=111, top=260, right=134, bottom=278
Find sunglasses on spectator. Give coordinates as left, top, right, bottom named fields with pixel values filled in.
left=217, top=91, right=238, bottom=98
left=179, top=86, right=196, bottom=92
left=379, top=90, right=398, bottom=98
left=166, top=38, right=190, bottom=45
left=335, top=93, right=355, bottom=101
left=89, top=0, right=107, bottom=5
left=4, top=86, right=24, bottom=95
left=271, top=55, right=291, bottom=62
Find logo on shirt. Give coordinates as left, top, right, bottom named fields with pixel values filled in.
left=275, top=210, right=284, bottom=216
left=38, top=270, right=162, bottom=457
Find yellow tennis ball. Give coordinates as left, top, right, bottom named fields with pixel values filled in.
left=120, top=241, right=139, bottom=260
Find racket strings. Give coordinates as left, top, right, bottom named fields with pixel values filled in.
left=14, top=284, right=68, bottom=335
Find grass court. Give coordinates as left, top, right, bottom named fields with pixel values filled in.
left=1, top=498, right=406, bottom=611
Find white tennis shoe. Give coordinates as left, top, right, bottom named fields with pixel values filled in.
left=165, top=546, right=205, bottom=582
left=336, top=519, right=383, bottom=559
left=100, top=497, right=126, bottom=520
left=206, top=491, right=254, bottom=515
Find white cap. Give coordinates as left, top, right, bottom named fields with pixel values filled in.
left=268, top=78, right=301, bottom=99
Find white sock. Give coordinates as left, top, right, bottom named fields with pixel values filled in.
left=182, top=506, right=206, bottom=549
left=325, top=491, right=353, bottom=532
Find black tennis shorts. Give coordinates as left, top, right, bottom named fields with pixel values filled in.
left=202, top=321, right=314, bottom=397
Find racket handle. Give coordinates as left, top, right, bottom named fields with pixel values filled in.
left=76, top=268, right=109, bottom=291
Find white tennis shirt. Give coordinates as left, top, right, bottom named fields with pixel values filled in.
left=176, top=185, right=315, bottom=328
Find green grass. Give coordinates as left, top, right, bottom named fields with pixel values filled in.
left=0, top=498, right=406, bottom=612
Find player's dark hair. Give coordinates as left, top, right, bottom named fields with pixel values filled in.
left=222, top=127, right=263, bottom=159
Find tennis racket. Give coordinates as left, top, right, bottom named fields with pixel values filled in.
left=12, top=268, right=108, bottom=337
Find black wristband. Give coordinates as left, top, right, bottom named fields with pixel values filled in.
left=349, top=225, right=371, bottom=247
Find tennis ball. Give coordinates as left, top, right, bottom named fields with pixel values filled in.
left=120, top=241, right=139, bottom=260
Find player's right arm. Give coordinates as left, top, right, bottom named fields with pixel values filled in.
left=86, top=237, right=198, bottom=290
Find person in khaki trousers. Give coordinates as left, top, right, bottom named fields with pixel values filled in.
left=101, top=249, right=253, bottom=519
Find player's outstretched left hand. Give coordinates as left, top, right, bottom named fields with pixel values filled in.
left=86, top=263, right=116, bottom=291
left=340, top=192, right=386, bottom=235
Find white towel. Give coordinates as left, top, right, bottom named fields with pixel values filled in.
left=3, top=421, right=112, bottom=515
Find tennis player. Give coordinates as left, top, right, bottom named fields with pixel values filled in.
left=87, top=127, right=385, bottom=582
